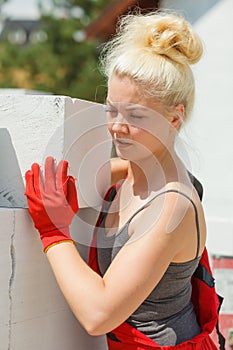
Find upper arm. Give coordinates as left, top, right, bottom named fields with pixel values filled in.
left=98, top=191, right=203, bottom=333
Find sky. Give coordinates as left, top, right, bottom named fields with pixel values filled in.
left=1, top=0, right=48, bottom=19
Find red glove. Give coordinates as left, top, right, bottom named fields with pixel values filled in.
left=25, top=156, right=79, bottom=253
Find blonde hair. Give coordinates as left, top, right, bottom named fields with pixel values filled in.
left=100, top=11, right=203, bottom=122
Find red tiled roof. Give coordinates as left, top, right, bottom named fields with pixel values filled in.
left=85, top=0, right=160, bottom=40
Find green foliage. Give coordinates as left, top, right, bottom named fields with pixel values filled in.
left=0, top=0, right=109, bottom=102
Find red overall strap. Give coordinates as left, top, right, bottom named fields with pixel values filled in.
left=88, top=185, right=221, bottom=350
left=88, top=184, right=120, bottom=274
left=192, top=247, right=225, bottom=350
left=106, top=322, right=218, bottom=350
left=191, top=247, right=219, bottom=334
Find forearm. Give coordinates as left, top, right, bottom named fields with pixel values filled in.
left=46, top=242, right=109, bottom=335
left=25, top=157, right=127, bottom=335
left=25, top=157, right=129, bottom=334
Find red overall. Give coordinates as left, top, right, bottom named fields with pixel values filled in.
left=88, top=185, right=224, bottom=350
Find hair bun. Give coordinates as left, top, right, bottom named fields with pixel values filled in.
left=136, top=13, right=203, bottom=65
left=101, top=11, right=202, bottom=122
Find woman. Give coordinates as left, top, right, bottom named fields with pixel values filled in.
left=25, top=11, right=219, bottom=349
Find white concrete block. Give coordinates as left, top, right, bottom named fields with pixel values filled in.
left=0, top=208, right=107, bottom=350
left=0, top=129, right=26, bottom=208
left=0, top=94, right=112, bottom=208
left=0, top=94, right=111, bottom=349
left=0, top=209, right=13, bottom=350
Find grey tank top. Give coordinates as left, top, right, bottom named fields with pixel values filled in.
left=96, top=188, right=201, bottom=346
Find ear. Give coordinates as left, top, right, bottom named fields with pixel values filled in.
left=171, top=104, right=185, bottom=129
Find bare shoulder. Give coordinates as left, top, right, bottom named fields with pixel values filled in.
left=129, top=181, right=206, bottom=262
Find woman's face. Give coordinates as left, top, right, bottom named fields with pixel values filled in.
left=106, top=74, right=181, bottom=162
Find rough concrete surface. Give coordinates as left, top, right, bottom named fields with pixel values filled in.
left=0, top=208, right=107, bottom=350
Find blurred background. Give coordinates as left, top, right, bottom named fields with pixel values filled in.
left=0, top=0, right=227, bottom=102
left=0, top=0, right=112, bottom=101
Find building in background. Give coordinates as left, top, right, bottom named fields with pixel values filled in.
left=0, top=18, right=46, bottom=45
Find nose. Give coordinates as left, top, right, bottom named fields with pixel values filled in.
left=110, top=111, right=129, bottom=134
left=111, top=121, right=129, bottom=134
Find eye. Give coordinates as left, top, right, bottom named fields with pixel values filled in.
left=130, top=113, right=144, bottom=119
left=104, top=104, right=118, bottom=115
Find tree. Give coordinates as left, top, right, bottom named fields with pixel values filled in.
left=0, top=0, right=109, bottom=102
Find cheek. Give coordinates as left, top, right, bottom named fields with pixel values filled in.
left=135, top=129, right=170, bottom=155
left=142, top=121, right=171, bottom=147
left=107, top=122, right=114, bottom=136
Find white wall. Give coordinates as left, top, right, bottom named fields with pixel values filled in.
left=161, top=0, right=233, bottom=257
left=160, top=0, right=220, bottom=23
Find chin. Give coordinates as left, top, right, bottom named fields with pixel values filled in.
left=116, top=150, right=128, bottom=161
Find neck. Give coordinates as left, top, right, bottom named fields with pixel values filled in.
left=126, top=149, right=187, bottom=196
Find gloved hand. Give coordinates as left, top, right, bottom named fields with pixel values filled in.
left=25, top=156, right=79, bottom=253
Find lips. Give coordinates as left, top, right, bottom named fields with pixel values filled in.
left=115, top=139, right=132, bottom=147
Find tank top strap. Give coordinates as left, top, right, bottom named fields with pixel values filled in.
left=99, top=184, right=119, bottom=224
left=126, top=189, right=201, bottom=259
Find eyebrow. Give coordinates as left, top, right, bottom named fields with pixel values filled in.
left=105, top=99, right=148, bottom=111
left=125, top=104, right=148, bottom=111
